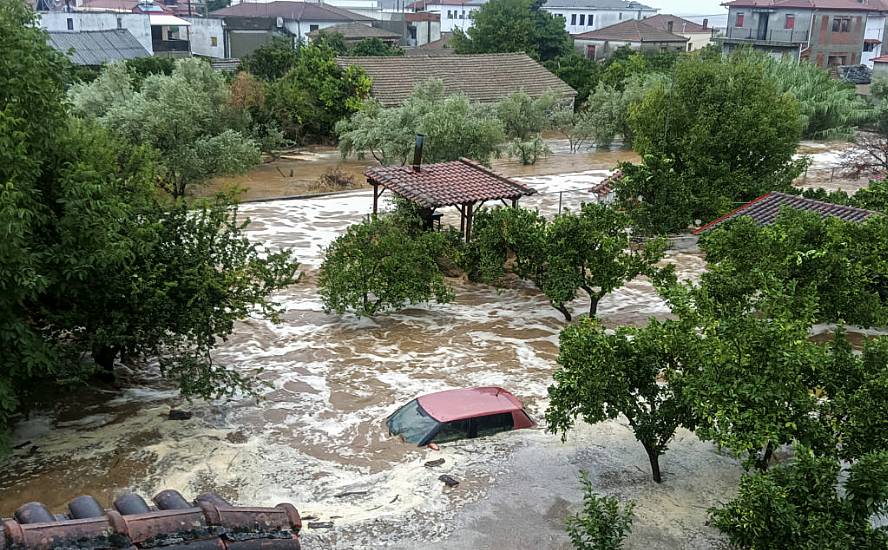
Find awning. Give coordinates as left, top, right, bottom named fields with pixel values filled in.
left=865, top=38, right=882, bottom=45
left=149, top=14, right=191, bottom=26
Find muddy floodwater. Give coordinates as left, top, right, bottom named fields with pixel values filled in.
left=0, top=139, right=866, bottom=549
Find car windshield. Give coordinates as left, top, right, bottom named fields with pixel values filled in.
left=386, top=399, right=440, bottom=445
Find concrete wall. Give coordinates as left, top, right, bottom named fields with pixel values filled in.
left=184, top=16, right=224, bottom=58
left=861, top=14, right=884, bottom=67
left=722, top=7, right=813, bottom=45
left=283, top=19, right=361, bottom=41
left=680, top=30, right=713, bottom=51
left=808, top=11, right=866, bottom=67
left=543, top=7, right=656, bottom=35
left=574, top=38, right=684, bottom=60
left=226, top=29, right=276, bottom=58
left=410, top=18, right=440, bottom=46
left=39, top=11, right=153, bottom=53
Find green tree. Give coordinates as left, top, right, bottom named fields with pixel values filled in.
left=451, top=0, right=571, bottom=61
left=312, top=31, right=349, bottom=55
left=497, top=91, right=557, bottom=164
left=469, top=204, right=669, bottom=321
left=73, top=59, right=260, bottom=198
left=266, top=43, right=371, bottom=141
left=336, top=79, right=505, bottom=165
left=543, top=53, right=600, bottom=107
left=350, top=37, right=405, bottom=56
left=124, top=56, right=176, bottom=88
left=711, top=447, right=888, bottom=549
left=319, top=216, right=454, bottom=316
left=0, top=1, right=299, bottom=444
left=547, top=319, right=697, bottom=483
left=619, top=55, right=806, bottom=233
left=566, top=472, right=635, bottom=550
left=240, top=37, right=299, bottom=80
left=698, top=211, right=888, bottom=328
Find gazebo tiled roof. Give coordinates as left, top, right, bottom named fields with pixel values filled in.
left=693, top=192, right=879, bottom=234
left=366, top=158, right=536, bottom=209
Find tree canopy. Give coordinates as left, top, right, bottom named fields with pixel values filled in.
left=0, top=1, right=299, bottom=445
left=451, top=0, right=571, bottom=61
left=336, top=80, right=505, bottom=165
left=615, top=55, right=806, bottom=234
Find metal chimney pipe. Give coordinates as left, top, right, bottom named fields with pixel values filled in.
left=412, top=134, right=425, bottom=172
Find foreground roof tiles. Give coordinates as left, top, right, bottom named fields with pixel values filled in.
left=642, top=14, right=711, bottom=33
left=336, top=53, right=576, bottom=106
left=47, top=29, right=150, bottom=66
left=210, top=1, right=372, bottom=21
left=693, top=192, right=879, bottom=234
left=573, top=19, right=689, bottom=42
left=366, top=158, right=536, bottom=208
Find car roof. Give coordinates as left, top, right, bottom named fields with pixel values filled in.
left=416, top=387, right=525, bottom=423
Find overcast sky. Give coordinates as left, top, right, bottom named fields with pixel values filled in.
left=643, top=0, right=727, bottom=17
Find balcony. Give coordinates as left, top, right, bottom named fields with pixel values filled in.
left=152, top=39, right=190, bottom=53
left=721, top=26, right=809, bottom=46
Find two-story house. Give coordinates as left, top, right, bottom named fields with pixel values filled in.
left=720, top=0, right=888, bottom=69
left=407, top=0, right=657, bottom=36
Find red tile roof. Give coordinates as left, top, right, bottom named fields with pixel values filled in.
left=642, top=14, right=710, bottom=33
left=574, top=19, right=689, bottom=43
left=723, top=0, right=888, bottom=10
left=406, top=11, right=440, bottom=21
left=210, top=1, right=372, bottom=21
left=366, top=158, right=536, bottom=208
left=873, top=54, right=888, bottom=63
left=693, top=192, right=879, bottom=234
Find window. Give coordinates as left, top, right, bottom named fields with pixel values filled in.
left=571, top=13, right=576, bottom=25
left=66, top=17, right=73, bottom=30
left=446, top=9, right=451, bottom=18
left=618, top=12, right=622, bottom=20
left=459, top=10, right=464, bottom=18
left=585, top=44, right=596, bottom=58
left=785, top=14, right=795, bottom=29
left=116, top=16, right=122, bottom=29
left=211, top=36, right=218, bottom=47
left=736, top=12, right=744, bottom=27
left=688, top=43, right=692, bottom=52
left=309, top=24, right=319, bottom=31
left=433, top=420, right=470, bottom=443
left=588, top=13, right=593, bottom=26
left=579, top=14, right=585, bottom=26
left=474, top=413, right=514, bottom=438
left=832, top=17, right=850, bottom=32
left=865, top=41, right=877, bottom=52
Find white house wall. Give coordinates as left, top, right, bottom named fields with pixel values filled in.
left=184, top=16, right=224, bottom=57
left=424, top=3, right=481, bottom=33
left=283, top=19, right=365, bottom=41
left=543, top=7, right=656, bottom=35
left=681, top=31, right=713, bottom=51
left=862, top=15, right=885, bottom=68
left=38, top=11, right=153, bottom=53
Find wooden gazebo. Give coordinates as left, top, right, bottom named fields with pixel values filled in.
left=365, top=158, right=537, bottom=241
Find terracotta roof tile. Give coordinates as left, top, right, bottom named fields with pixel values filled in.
left=366, top=158, right=536, bottom=208
left=642, top=14, right=711, bottom=33
left=336, top=53, right=576, bottom=106
left=573, top=19, right=689, bottom=42
left=693, top=192, right=879, bottom=234
left=210, top=1, right=371, bottom=21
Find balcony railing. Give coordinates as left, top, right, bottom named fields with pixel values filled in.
left=152, top=39, right=190, bottom=52
left=723, top=26, right=809, bottom=44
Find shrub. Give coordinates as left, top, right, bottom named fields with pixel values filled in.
left=566, top=472, right=634, bottom=550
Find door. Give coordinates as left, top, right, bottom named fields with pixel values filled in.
left=585, top=44, right=596, bottom=59
left=756, top=13, right=769, bottom=40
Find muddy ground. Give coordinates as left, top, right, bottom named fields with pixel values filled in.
left=0, top=139, right=869, bottom=549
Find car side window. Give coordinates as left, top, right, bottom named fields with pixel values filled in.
left=475, top=412, right=514, bottom=437
left=433, top=419, right=471, bottom=443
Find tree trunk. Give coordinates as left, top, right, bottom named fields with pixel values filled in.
left=755, top=441, right=775, bottom=472
left=643, top=442, right=663, bottom=483
left=588, top=295, right=600, bottom=318
left=92, top=345, right=118, bottom=382
left=554, top=303, right=572, bottom=322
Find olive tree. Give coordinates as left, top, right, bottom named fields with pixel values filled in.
left=337, top=80, right=505, bottom=166
left=547, top=319, right=697, bottom=483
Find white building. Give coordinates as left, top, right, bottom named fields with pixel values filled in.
left=542, top=0, right=656, bottom=35
left=863, top=14, right=886, bottom=68
left=407, top=0, right=656, bottom=36
left=38, top=11, right=154, bottom=53
left=640, top=14, right=714, bottom=51
left=184, top=16, right=225, bottom=58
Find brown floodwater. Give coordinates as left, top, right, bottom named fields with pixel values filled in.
left=0, top=138, right=872, bottom=547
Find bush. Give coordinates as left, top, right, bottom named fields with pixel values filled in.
left=566, top=472, right=634, bottom=550
left=312, top=167, right=356, bottom=192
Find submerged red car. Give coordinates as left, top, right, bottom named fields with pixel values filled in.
left=386, top=387, right=535, bottom=446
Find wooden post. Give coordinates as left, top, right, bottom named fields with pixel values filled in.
left=372, top=182, right=380, bottom=217
left=511, top=198, right=518, bottom=208
left=465, top=201, right=476, bottom=242
left=459, top=204, right=466, bottom=236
